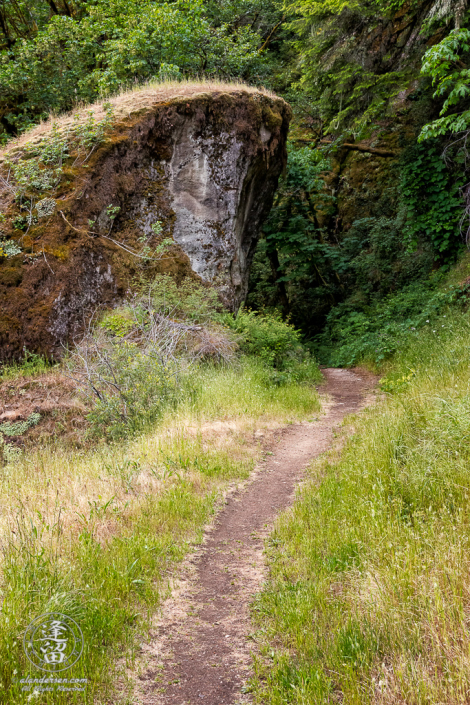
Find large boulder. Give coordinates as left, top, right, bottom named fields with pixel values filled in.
left=0, top=85, right=290, bottom=359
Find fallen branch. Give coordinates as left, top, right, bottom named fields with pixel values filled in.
left=320, top=139, right=397, bottom=158
left=59, top=210, right=174, bottom=261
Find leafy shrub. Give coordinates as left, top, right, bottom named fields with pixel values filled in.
left=316, top=279, right=470, bottom=367
left=70, top=277, right=237, bottom=438
left=0, top=0, right=269, bottom=134
left=0, top=412, right=41, bottom=464
left=136, top=274, right=221, bottom=324
left=228, top=309, right=301, bottom=367
left=71, top=278, right=321, bottom=437
left=0, top=238, right=22, bottom=258
left=400, top=142, right=464, bottom=259
left=82, top=334, right=180, bottom=440
left=225, top=309, right=321, bottom=384
left=99, top=311, right=135, bottom=338
left=419, top=28, right=470, bottom=141
left=0, top=412, right=41, bottom=438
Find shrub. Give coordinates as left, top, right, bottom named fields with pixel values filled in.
left=135, top=274, right=221, bottom=324
left=70, top=279, right=321, bottom=439
left=79, top=332, right=180, bottom=440
left=225, top=309, right=321, bottom=384
left=69, top=277, right=237, bottom=438
left=316, top=279, right=470, bottom=367
left=0, top=412, right=41, bottom=463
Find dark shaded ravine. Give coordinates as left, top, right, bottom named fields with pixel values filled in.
left=136, top=368, right=376, bottom=705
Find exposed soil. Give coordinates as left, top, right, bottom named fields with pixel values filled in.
left=0, top=371, right=87, bottom=447
left=134, top=367, right=377, bottom=705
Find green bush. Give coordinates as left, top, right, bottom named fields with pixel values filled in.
left=316, top=279, right=470, bottom=367
left=400, top=142, right=464, bottom=259
left=225, top=309, right=321, bottom=384
left=83, top=338, right=181, bottom=440
left=71, top=278, right=321, bottom=440
left=136, top=274, right=221, bottom=324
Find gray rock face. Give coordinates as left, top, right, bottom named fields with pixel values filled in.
left=168, top=123, right=255, bottom=304
left=0, top=88, right=291, bottom=359
left=129, top=91, right=290, bottom=307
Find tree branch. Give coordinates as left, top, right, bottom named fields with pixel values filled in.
left=320, top=139, right=396, bottom=158
left=259, top=16, right=285, bottom=52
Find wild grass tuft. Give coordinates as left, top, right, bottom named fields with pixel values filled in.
left=0, top=351, right=53, bottom=381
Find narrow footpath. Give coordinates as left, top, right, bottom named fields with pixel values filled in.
left=136, top=368, right=376, bottom=705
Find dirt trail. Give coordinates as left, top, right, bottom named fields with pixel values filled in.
left=136, top=368, right=376, bottom=705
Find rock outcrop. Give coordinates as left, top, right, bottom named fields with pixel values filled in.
left=0, top=85, right=290, bottom=359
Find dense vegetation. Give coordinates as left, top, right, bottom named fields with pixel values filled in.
left=3, top=1, right=470, bottom=703
left=2, top=1, right=470, bottom=365
left=0, top=286, right=321, bottom=702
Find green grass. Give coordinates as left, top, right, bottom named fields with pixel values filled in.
left=0, top=351, right=54, bottom=380
left=252, top=306, right=470, bottom=704
left=0, top=357, right=320, bottom=704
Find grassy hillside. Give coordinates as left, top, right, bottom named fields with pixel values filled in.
left=251, top=268, right=470, bottom=703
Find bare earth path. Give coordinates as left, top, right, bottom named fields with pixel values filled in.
left=136, top=368, right=376, bottom=705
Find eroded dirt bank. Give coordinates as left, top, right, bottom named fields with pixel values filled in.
left=133, top=368, right=376, bottom=705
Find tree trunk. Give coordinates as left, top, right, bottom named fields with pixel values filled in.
left=266, top=247, right=290, bottom=316
left=45, top=0, right=60, bottom=16
left=455, top=0, right=467, bottom=29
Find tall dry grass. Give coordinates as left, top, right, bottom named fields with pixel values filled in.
left=0, top=78, right=277, bottom=160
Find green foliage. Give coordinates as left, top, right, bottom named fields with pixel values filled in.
left=0, top=412, right=41, bottom=438
left=419, top=29, right=470, bottom=141
left=226, top=308, right=321, bottom=384
left=99, top=312, right=134, bottom=338
left=264, top=146, right=334, bottom=284
left=282, top=0, right=412, bottom=137
left=252, top=306, right=470, bottom=703
left=248, top=145, right=438, bottom=341
left=85, top=339, right=180, bottom=440
left=0, top=237, right=21, bottom=258
left=0, top=412, right=41, bottom=464
left=137, top=274, right=221, bottom=324
left=400, top=142, right=464, bottom=257
left=0, top=0, right=276, bottom=134
left=316, top=279, right=469, bottom=366
left=0, top=350, right=52, bottom=380
left=229, top=309, right=301, bottom=367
